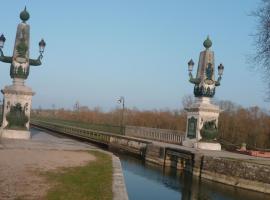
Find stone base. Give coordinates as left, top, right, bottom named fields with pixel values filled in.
left=1, top=129, right=31, bottom=139
left=182, top=139, right=195, bottom=148
left=195, top=142, right=221, bottom=151
left=1, top=79, right=34, bottom=130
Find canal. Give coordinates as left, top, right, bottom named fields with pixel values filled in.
left=31, top=128, right=270, bottom=200
left=118, top=154, right=270, bottom=200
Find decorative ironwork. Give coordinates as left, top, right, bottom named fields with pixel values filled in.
left=206, top=63, right=213, bottom=80
left=194, top=85, right=215, bottom=97
left=187, top=36, right=224, bottom=98
left=16, top=40, right=28, bottom=58
left=5, top=103, right=29, bottom=130
left=200, top=120, right=218, bottom=141
left=0, top=7, right=45, bottom=80
left=187, top=117, right=197, bottom=139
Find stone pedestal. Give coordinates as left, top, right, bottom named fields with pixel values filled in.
left=183, top=97, right=221, bottom=150
left=0, top=78, right=34, bottom=139
left=194, top=142, right=221, bottom=150
left=1, top=129, right=30, bottom=139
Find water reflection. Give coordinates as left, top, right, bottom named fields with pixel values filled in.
left=118, top=153, right=269, bottom=200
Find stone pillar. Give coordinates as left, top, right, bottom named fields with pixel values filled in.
left=0, top=8, right=44, bottom=139
left=183, top=37, right=224, bottom=150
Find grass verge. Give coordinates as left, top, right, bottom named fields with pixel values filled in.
left=32, top=116, right=122, bottom=134
left=44, top=151, right=113, bottom=200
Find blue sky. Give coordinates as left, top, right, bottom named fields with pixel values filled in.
left=0, top=0, right=266, bottom=110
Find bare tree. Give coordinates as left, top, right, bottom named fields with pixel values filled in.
left=181, top=95, right=195, bottom=108
left=252, top=0, right=270, bottom=98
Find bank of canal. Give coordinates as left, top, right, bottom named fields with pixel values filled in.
left=118, top=154, right=270, bottom=200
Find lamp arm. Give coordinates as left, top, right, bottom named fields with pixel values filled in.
left=189, top=72, right=200, bottom=84
left=215, top=76, right=222, bottom=86
left=29, top=54, right=42, bottom=66
left=0, top=49, right=12, bottom=63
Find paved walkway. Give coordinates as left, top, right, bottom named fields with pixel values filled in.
left=0, top=128, right=97, bottom=151
left=0, top=129, right=97, bottom=200
left=0, top=128, right=129, bottom=200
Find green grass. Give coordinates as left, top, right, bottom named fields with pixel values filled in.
left=32, top=116, right=122, bottom=134
left=44, top=151, right=113, bottom=200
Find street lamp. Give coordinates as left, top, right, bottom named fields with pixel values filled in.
left=39, top=38, right=46, bottom=56
left=0, top=7, right=46, bottom=138
left=117, top=96, right=125, bottom=135
left=0, top=8, right=46, bottom=76
left=188, top=59, right=194, bottom=73
left=215, top=63, right=224, bottom=86
left=183, top=36, right=225, bottom=150
left=188, top=36, right=224, bottom=93
left=0, top=34, right=6, bottom=49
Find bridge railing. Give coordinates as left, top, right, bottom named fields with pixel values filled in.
left=31, top=119, right=152, bottom=145
left=31, top=120, right=185, bottom=145
left=31, top=119, right=119, bottom=145
left=125, top=125, right=185, bottom=145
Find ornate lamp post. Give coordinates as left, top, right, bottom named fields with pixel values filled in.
left=183, top=36, right=224, bottom=150
left=0, top=7, right=46, bottom=139
left=117, top=96, right=125, bottom=135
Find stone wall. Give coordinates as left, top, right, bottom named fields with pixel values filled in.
left=144, top=144, right=165, bottom=165
left=199, top=156, right=270, bottom=193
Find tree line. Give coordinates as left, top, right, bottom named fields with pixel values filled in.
left=32, top=99, right=270, bottom=150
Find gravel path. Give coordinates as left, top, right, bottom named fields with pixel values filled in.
left=0, top=128, right=97, bottom=200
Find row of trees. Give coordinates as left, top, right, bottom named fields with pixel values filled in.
left=33, top=99, right=270, bottom=149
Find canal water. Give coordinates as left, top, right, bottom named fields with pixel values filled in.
left=118, top=154, right=270, bottom=200
left=32, top=128, right=269, bottom=200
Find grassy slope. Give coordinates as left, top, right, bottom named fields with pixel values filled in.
left=32, top=116, right=122, bottom=134
left=45, top=151, right=113, bottom=200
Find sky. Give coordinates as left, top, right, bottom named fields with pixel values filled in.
left=0, top=0, right=266, bottom=111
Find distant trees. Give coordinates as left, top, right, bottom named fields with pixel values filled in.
left=181, top=95, right=195, bottom=108
left=219, top=105, right=270, bottom=149
left=33, top=101, right=270, bottom=149
left=34, top=107, right=187, bottom=131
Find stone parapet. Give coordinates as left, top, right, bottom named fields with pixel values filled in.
left=197, top=156, right=270, bottom=193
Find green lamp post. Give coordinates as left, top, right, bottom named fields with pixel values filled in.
left=183, top=36, right=224, bottom=150
left=0, top=7, right=46, bottom=139
left=0, top=7, right=46, bottom=79
left=188, top=36, right=224, bottom=98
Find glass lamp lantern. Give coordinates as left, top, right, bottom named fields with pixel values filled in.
left=0, top=34, right=6, bottom=48
left=39, top=38, right=46, bottom=54
left=188, top=59, right=194, bottom=72
left=218, top=63, right=224, bottom=76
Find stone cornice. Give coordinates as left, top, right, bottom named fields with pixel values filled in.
left=185, top=107, right=220, bottom=113
left=1, top=89, right=35, bottom=96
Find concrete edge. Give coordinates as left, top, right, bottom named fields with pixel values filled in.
left=112, top=155, right=129, bottom=200
left=200, top=170, right=270, bottom=194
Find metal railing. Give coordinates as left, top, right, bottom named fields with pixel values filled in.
left=31, top=120, right=117, bottom=145
left=31, top=120, right=151, bottom=145
left=125, top=126, right=185, bottom=144
left=31, top=119, right=185, bottom=145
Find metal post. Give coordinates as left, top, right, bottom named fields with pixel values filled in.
left=118, top=96, right=125, bottom=135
